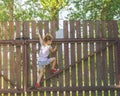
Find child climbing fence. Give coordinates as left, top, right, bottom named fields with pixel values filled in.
left=0, top=20, right=120, bottom=96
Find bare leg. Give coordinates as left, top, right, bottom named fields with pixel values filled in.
left=37, top=68, right=44, bottom=84
left=51, top=57, right=56, bottom=69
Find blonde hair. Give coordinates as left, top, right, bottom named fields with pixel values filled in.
left=43, top=34, right=53, bottom=42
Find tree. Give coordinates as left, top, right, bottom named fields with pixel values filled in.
left=0, top=0, right=68, bottom=21
left=67, top=0, right=120, bottom=20
left=0, top=0, right=14, bottom=21
left=40, top=0, right=68, bottom=20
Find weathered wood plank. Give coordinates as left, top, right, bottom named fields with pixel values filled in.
left=95, top=21, right=102, bottom=96
left=76, top=21, right=83, bottom=96
left=70, top=21, right=76, bottom=96
left=83, top=21, right=89, bottom=96
left=64, top=21, right=70, bottom=96
left=108, top=21, right=115, bottom=96
left=89, top=21, right=96, bottom=96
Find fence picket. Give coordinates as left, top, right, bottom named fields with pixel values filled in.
left=31, top=21, right=38, bottom=96
left=95, top=21, right=103, bottom=96
left=64, top=21, right=70, bottom=96
left=101, top=21, right=108, bottom=96
left=89, top=21, right=96, bottom=96
left=70, top=21, right=76, bottom=96
left=108, top=21, right=115, bottom=96
left=9, top=22, right=15, bottom=96
left=58, top=43, right=64, bottom=96
left=15, top=21, right=22, bottom=91
left=76, top=21, right=83, bottom=96
left=83, top=21, right=89, bottom=96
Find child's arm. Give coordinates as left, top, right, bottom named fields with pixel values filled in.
left=50, top=46, right=57, bottom=53
left=37, top=32, right=43, bottom=45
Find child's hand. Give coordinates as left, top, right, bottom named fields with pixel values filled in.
left=54, top=46, right=57, bottom=52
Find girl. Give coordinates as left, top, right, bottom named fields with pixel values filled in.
left=35, top=32, right=59, bottom=88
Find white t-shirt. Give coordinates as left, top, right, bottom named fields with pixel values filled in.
left=38, top=45, right=51, bottom=61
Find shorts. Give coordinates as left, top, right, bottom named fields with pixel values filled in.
left=37, top=58, right=52, bottom=69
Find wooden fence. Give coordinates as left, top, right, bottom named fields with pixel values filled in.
left=0, top=20, right=120, bottom=96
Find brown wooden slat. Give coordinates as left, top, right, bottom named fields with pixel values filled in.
left=95, top=21, right=102, bottom=96
left=113, top=21, right=120, bottom=86
left=76, top=21, right=83, bottom=96
left=32, top=21, right=37, bottom=83
left=15, top=21, right=22, bottom=90
left=108, top=21, right=114, bottom=38
left=31, top=21, right=38, bottom=96
left=3, top=22, right=8, bottom=40
left=3, top=45, right=8, bottom=96
left=3, top=22, right=9, bottom=96
left=39, top=92, right=44, bottom=96
left=25, top=22, right=30, bottom=86
left=108, top=21, right=115, bottom=83
left=70, top=21, right=76, bottom=96
left=113, top=21, right=119, bottom=38
left=58, top=43, right=64, bottom=96
left=22, top=21, right=30, bottom=91
left=89, top=21, right=96, bottom=96
left=3, top=22, right=8, bottom=90
left=101, top=21, right=108, bottom=96
left=16, top=21, right=21, bottom=38
left=83, top=21, right=87, bottom=38
left=102, top=21, right=108, bottom=87
left=9, top=21, right=15, bottom=90
left=64, top=21, right=70, bottom=96
left=9, top=45, right=15, bottom=88
left=51, top=20, right=56, bottom=38
left=38, top=21, right=43, bottom=36
left=76, top=21, right=81, bottom=38
left=83, top=20, right=89, bottom=96
left=44, top=21, right=49, bottom=34
left=9, top=21, right=15, bottom=96
left=24, top=21, right=32, bottom=96
left=9, top=21, right=14, bottom=39
left=107, top=21, right=115, bottom=96
left=115, top=42, right=120, bottom=95
left=1, top=22, right=4, bottom=40
left=23, top=21, right=29, bottom=38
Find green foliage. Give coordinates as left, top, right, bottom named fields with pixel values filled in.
left=40, top=0, right=68, bottom=20
left=0, top=0, right=14, bottom=21
left=67, top=0, right=120, bottom=20
left=0, top=0, right=120, bottom=21
left=0, top=0, right=68, bottom=21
